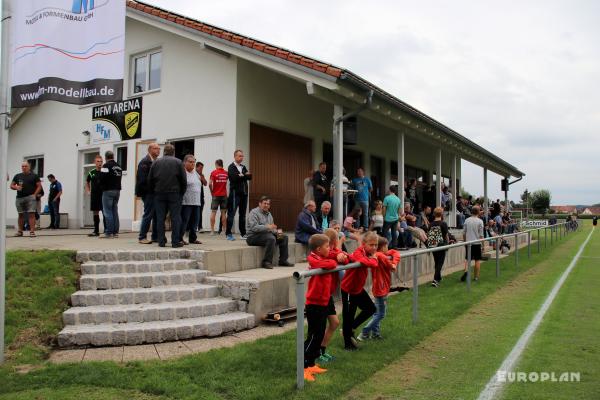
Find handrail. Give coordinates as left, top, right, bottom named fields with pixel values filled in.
left=292, top=220, right=577, bottom=389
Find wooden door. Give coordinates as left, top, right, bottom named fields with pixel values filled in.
left=249, top=124, right=312, bottom=231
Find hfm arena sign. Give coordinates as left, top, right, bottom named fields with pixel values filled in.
left=91, top=97, right=142, bottom=143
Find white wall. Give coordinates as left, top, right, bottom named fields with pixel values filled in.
left=6, top=18, right=237, bottom=228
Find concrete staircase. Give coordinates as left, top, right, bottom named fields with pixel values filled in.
left=58, top=249, right=255, bottom=347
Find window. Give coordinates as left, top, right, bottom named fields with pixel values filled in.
left=116, top=145, right=128, bottom=171
left=132, top=49, right=162, bottom=94
left=83, top=152, right=100, bottom=165
left=25, top=155, right=44, bottom=177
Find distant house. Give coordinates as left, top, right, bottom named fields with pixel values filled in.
left=581, top=207, right=600, bottom=215
left=551, top=205, right=578, bottom=214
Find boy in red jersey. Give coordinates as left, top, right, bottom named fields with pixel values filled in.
left=304, top=234, right=338, bottom=381
left=341, top=231, right=379, bottom=350
left=209, top=159, right=229, bottom=235
left=318, top=228, right=349, bottom=363
left=357, top=237, right=400, bottom=340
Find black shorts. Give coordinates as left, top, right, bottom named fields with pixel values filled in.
left=326, top=296, right=336, bottom=316
left=465, top=244, right=482, bottom=261
left=211, top=196, right=227, bottom=211
left=90, top=194, right=103, bottom=212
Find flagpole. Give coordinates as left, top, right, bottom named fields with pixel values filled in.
left=0, top=0, right=12, bottom=364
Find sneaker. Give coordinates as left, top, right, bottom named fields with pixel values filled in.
left=209, top=231, right=216, bottom=236
left=226, top=234, right=235, bottom=241
left=88, top=232, right=100, bottom=237
left=317, top=354, right=330, bottom=364
left=100, top=234, right=114, bottom=239
left=460, top=272, right=467, bottom=282
left=389, top=286, right=410, bottom=292
left=344, top=344, right=359, bottom=351
left=240, top=234, right=248, bottom=240
left=139, top=238, right=152, bottom=244
left=29, top=231, right=37, bottom=237
left=303, top=368, right=316, bottom=382
left=474, top=277, right=479, bottom=282
left=307, top=365, right=327, bottom=374
left=278, top=261, right=295, bottom=267
left=262, top=262, right=273, bottom=269
left=357, top=332, right=369, bottom=342
left=322, top=352, right=335, bottom=362
left=431, top=280, right=439, bottom=288
left=371, top=334, right=384, bottom=340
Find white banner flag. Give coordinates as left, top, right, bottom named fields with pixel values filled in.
left=11, top=0, right=125, bottom=107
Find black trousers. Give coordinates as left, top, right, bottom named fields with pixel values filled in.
left=432, top=249, right=447, bottom=282
left=226, top=191, right=248, bottom=236
left=246, top=232, right=289, bottom=264
left=154, top=192, right=182, bottom=246
left=341, top=289, right=376, bottom=347
left=304, top=304, right=328, bottom=368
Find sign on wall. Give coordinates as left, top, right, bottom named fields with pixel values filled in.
left=11, top=0, right=126, bottom=107
left=520, top=220, right=548, bottom=228
left=91, top=97, right=142, bottom=143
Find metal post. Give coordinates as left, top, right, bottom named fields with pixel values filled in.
left=527, top=231, right=531, bottom=259
left=537, top=229, right=540, bottom=253
left=295, top=278, right=305, bottom=389
left=545, top=227, right=547, bottom=248
left=515, top=233, right=519, bottom=267
left=398, top=132, right=404, bottom=212
left=466, top=244, right=472, bottom=291
left=0, top=0, right=12, bottom=365
left=412, top=256, right=418, bottom=324
left=550, top=226, right=553, bottom=245
left=332, top=105, right=344, bottom=225
left=495, top=237, right=500, bottom=277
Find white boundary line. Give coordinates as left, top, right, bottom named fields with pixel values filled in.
left=477, top=227, right=595, bottom=400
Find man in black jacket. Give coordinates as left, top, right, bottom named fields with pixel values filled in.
left=99, top=151, right=123, bottom=238
left=136, top=142, right=160, bottom=244
left=147, top=143, right=187, bottom=247
left=225, top=149, right=252, bottom=241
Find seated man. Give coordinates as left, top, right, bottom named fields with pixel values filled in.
left=246, top=195, right=294, bottom=269
left=316, top=201, right=332, bottom=231
left=404, top=203, right=427, bottom=245
left=397, top=213, right=413, bottom=249
left=295, top=200, right=321, bottom=244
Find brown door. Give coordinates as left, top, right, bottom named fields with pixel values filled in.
left=249, top=123, right=312, bottom=231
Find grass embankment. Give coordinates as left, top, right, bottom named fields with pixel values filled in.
left=0, top=227, right=588, bottom=399
left=3, top=251, right=78, bottom=366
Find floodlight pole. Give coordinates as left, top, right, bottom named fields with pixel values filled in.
left=0, top=0, right=12, bottom=365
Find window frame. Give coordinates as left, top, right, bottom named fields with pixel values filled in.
left=115, top=144, right=128, bottom=172
left=24, top=155, right=45, bottom=178
left=130, top=48, right=162, bottom=96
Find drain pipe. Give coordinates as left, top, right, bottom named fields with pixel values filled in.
left=504, top=176, right=523, bottom=214
left=332, top=90, right=374, bottom=224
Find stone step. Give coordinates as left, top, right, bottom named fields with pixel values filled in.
left=80, top=259, right=201, bottom=275
left=79, top=269, right=210, bottom=291
left=57, top=312, right=256, bottom=347
left=71, top=284, right=219, bottom=307
left=75, top=249, right=203, bottom=264
left=63, top=298, right=239, bottom=326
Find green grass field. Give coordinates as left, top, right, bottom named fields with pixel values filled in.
left=0, top=225, right=596, bottom=399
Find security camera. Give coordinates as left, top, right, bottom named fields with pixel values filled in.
left=81, top=130, right=90, bottom=136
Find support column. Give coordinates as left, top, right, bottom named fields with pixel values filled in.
left=435, top=148, right=442, bottom=208
left=451, top=155, right=458, bottom=227
left=483, top=167, right=488, bottom=219
left=333, top=105, right=344, bottom=224
left=504, top=176, right=509, bottom=213
left=398, top=132, right=405, bottom=210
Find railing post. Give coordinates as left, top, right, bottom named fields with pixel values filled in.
left=550, top=225, right=553, bottom=245
left=515, top=233, right=519, bottom=267
left=466, top=244, right=472, bottom=292
left=495, top=237, right=500, bottom=277
left=527, top=230, right=531, bottom=259
left=545, top=227, right=547, bottom=248
left=295, top=277, right=306, bottom=390
left=412, top=256, right=419, bottom=324
left=537, top=228, right=541, bottom=253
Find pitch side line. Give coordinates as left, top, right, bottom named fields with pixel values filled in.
left=477, top=227, right=595, bottom=400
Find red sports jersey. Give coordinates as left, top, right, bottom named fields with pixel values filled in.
left=210, top=168, right=228, bottom=197
left=341, top=246, right=378, bottom=295
left=306, top=252, right=338, bottom=306
left=328, top=247, right=349, bottom=296
left=371, top=249, right=400, bottom=297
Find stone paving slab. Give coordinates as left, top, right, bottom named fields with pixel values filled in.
left=48, top=348, right=86, bottom=364
left=83, top=347, right=124, bottom=362
left=155, top=341, right=193, bottom=360
left=123, top=344, right=160, bottom=362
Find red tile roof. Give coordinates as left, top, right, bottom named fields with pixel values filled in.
left=126, top=0, right=343, bottom=78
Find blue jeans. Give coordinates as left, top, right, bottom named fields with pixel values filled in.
left=102, top=190, right=120, bottom=236
left=383, top=220, right=399, bottom=248
left=139, top=194, right=157, bottom=241
left=357, top=200, right=369, bottom=229
left=155, top=192, right=182, bottom=246
left=48, top=199, right=60, bottom=228
left=180, top=205, right=200, bottom=243
left=362, top=295, right=387, bottom=336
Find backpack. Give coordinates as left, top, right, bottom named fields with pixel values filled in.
left=426, top=225, right=444, bottom=248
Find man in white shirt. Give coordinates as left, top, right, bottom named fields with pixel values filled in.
left=461, top=205, right=484, bottom=282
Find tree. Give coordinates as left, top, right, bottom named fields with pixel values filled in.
left=460, top=187, right=472, bottom=199
left=530, top=189, right=551, bottom=215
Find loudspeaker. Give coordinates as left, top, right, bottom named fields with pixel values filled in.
left=501, top=179, right=509, bottom=192
left=343, top=116, right=358, bottom=145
